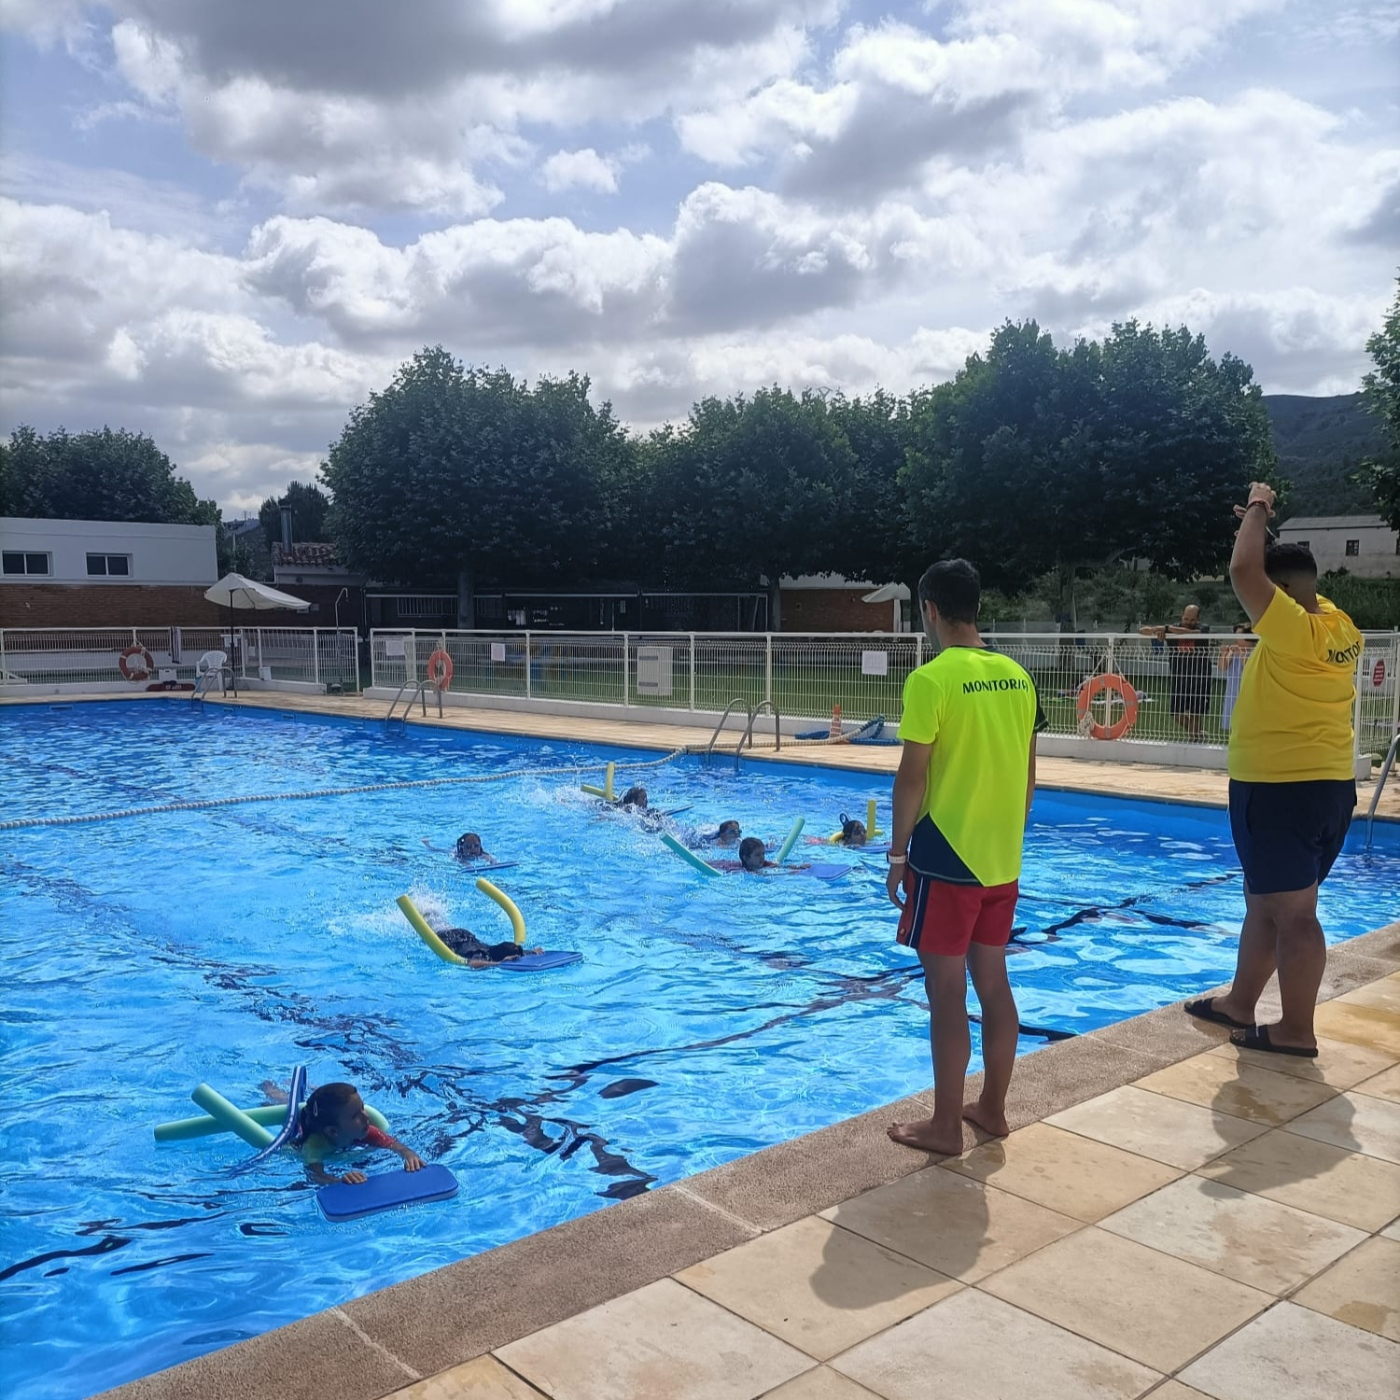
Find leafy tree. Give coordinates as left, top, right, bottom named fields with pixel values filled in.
left=1360, top=275, right=1400, bottom=529
left=826, top=389, right=912, bottom=586
left=902, top=321, right=1276, bottom=624
left=0, top=425, right=219, bottom=526
left=648, top=387, right=861, bottom=627
left=321, top=347, right=632, bottom=615
left=259, top=480, right=330, bottom=549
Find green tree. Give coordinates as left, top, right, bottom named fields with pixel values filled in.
left=259, top=480, right=331, bottom=549
left=320, top=347, right=632, bottom=614
left=1, top=425, right=219, bottom=526
left=902, top=321, right=1276, bottom=624
left=648, top=387, right=861, bottom=626
left=1360, top=275, right=1400, bottom=529
left=826, top=389, right=912, bottom=586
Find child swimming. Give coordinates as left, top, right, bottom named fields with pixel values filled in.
left=433, top=920, right=542, bottom=967
left=295, top=1082, right=424, bottom=1186
left=420, top=831, right=495, bottom=862
left=697, top=819, right=742, bottom=847
left=834, top=813, right=867, bottom=847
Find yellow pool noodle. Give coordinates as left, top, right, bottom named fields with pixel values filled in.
left=476, top=877, right=527, bottom=945
left=396, top=894, right=469, bottom=965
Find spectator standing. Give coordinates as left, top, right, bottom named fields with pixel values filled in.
left=1141, top=604, right=1211, bottom=739
left=1186, top=482, right=1361, bottom=1057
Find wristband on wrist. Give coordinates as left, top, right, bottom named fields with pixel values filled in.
left=1245, top=500, right=1270, bottom=513
left=887, top=851, right=907, bottom=865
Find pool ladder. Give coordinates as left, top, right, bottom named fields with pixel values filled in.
left=1364, top=730, right=1400, bottom=851
left=385, top=678, right=442, bottom=726
left=704, top=698, right=781, bottom=770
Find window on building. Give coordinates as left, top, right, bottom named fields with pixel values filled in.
left=1345, top=539, right=1360, bottom=557
left=1296, top=540, right=1308, bottom=550
left=2, top=551, right=51, bottom=575
left=86, top=553, right=132, bottom=576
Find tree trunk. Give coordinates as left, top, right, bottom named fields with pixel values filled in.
left=456, top=566, right=474, bottom=631
left=1057, top=565, right=1078, bottom=631
left=767, top=576, right=782, bottom=633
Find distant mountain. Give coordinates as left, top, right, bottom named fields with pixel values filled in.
left=1264, top=393, right=1386, bottom=519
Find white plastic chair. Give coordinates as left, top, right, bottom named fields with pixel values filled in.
left=195, top=650, right=232, bottom=696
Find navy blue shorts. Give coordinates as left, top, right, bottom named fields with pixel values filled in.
left=1228, top=779, right=1356, bottom=896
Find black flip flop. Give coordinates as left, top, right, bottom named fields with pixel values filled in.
left=1230, top=1025, right=1319, bottom=1059
left=1184, top=997, right=1251, bottom=1031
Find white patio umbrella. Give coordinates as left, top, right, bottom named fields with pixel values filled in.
left=204, top=572, right=312, bottom=612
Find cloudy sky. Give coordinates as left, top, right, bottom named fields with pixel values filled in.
left=1, top=1, right=1397, bottom=514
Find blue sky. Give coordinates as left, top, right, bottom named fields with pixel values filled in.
left=2, top=0, right=1397, bottom=512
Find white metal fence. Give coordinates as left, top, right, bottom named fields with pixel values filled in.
left=0, top=627, right=360, bottom=693
left=369, top=628, right=1400, bottom=754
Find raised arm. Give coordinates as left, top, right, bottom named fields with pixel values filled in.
left=1229, top=482, right=1278, bottom=625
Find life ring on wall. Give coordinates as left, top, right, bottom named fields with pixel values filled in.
left=426, top=649, right=454, bottom=691
left=1075, top=673, right=1138, bottom=741
left=119, top=645, right=155, bottom=681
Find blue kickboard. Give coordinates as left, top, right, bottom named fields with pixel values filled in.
left=499, top=950, right=584, bottom=972
left=797, top=863, right=852, bottom=881
left=317, top=1163, right=458, bottom=1222
left=471, top=860, right=519, bottom=872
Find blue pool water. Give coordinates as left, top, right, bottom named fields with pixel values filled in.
left=2, top=701, right=1397, bottom=1400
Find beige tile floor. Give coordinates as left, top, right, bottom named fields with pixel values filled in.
left=389, top=972, right=1400, bottom=1400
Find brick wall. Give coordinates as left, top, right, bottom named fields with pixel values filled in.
left=0, top=584, right=311, bottom=629
left=780, top=588, right=892, bottom=632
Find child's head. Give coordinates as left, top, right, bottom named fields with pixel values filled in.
left=300, top=1082, right=368, bottom=1147
left=739, top=837, right=768, bottom=871
left=620, top=786, right=648, bottom=808
left=454, top=832, right=484, bottom=860
left=715, top=819, right=741, bottom=845
left=839, top=813, right=868, bottom=846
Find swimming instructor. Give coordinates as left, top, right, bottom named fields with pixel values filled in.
left=885, top=560, right=1044, bottom=1156
left=1186, top=481, right=1361, bottom=1058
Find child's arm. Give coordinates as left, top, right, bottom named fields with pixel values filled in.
left=365, top=1124, right=424, bottom=1171
left=307, top=1158, right=368, bottom=1186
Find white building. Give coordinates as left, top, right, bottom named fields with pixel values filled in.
left=1276, top=515, right=1398, bottom=579
left=0, top=517, right=217, bottom=585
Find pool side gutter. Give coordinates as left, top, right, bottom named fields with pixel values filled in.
left=94, top=919, right=1400, bottom=1400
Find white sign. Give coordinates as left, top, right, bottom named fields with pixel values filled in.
left=385, top=638, right=406, bottom=658
left=636, top=645, right=674, bottom=697
left=861, top=650, right=890, bottom=677
left=491, top=642, right=507, bottom=662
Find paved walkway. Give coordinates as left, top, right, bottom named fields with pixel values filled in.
left=385, top=971, right=1400, bottom=1400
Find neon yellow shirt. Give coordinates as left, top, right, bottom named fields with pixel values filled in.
left=1228, top=592, right=1360, bottom=784
left=897, top=646, right=1043, bottom=886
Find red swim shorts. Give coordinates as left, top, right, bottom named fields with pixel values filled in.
left=897, top=869, right=1019, bottom=957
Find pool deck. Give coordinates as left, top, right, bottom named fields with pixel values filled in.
left=28, top=690, right=1399, bottom=1400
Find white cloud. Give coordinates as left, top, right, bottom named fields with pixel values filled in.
left=539, top=148, right=619, bottom=194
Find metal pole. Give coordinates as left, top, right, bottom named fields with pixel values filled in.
left=525, top=631, right=533, bottom=700
left=689, top=632, right=696, bottom=711
left=621, top=631, right=630, bottom=706
left=312, top=628, right=320, bottom=687
left=765, top=632, right=773, bottom=708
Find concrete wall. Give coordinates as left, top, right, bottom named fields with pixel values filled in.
left=0, top=517, right=218, bottom=585
left=1278, top=520, right=1399, bottom=578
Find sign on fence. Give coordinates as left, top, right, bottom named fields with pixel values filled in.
left=491, top=642, right=507, bottom=662
left=636, top=645, right=674, bottom=697
left=385, top=638, right=406, bottom=658
left=861, top=650, right=890, bottom=677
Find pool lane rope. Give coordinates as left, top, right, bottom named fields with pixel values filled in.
left=0, top=749, right=688, bottom=832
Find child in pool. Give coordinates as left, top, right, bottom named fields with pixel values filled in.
left=419, top=831, right=494, bottom=862
left=296, top=1082, right=424, bottom=1186
left=834, top=813, right=867, bottom=847
left=433, top=921, right=543, bottom=967
left=697, top=819, right=742, bottom=847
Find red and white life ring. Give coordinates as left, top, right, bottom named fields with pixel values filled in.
left=426, top=649, right=454, bottom=691
left=118, top=645, right=155, bottom=681
left=1076, top=673, right=1139, bottom=741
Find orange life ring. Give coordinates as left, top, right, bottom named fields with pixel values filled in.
left=1076, top=673, right=1139, bottom=741
left=119, top=644, right=155, bottom=681
left=426, top=649, right=454, bottom=691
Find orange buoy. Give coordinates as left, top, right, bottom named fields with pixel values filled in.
left=1075, top=674, right=1139, bottom=741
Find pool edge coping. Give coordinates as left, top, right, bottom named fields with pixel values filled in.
left=93, top=919, right=1400, bottom=1400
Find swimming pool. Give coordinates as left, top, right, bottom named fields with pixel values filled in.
left=2, top=701, right=1396, bottom=1400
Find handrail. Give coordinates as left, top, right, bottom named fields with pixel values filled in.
left=1365, top=731, right=1400, bottom=851
left=737, top=700, right=781, bottom=767
left=190, top=661, right=234, bottom=703
left=705, top=698, right=751, bottom=760
left=386, top=677, right=441, bottom=725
